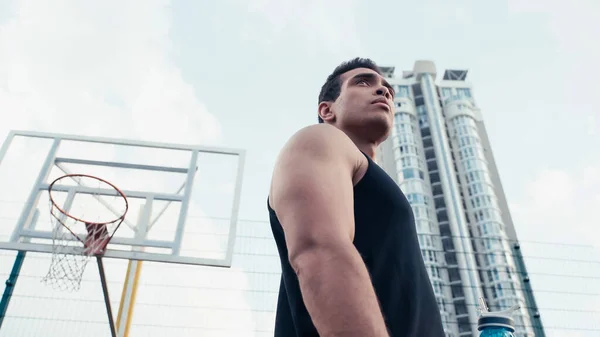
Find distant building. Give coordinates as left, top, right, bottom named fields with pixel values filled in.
left=376, top=61, right=546, bottom=337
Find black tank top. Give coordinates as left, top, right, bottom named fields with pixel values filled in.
left=268, top=152, right=445, bottom=337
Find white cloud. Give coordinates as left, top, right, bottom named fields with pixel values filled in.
left=582, top=165, right=600, bottom=186
left=505, top=0, right=600, bottom=261
left=586, top=114, right=598, bottom=136
left=509, top=167, right=600, bottom=335
left=510, top=167, right=600, bottom=247
left=0, top=0, right=221, bottom=145
left=507, top=0, right=600, bottom=97
left=0, top=2, right=257, bottom=336
left=237, top=0, right=364, bottom=58
left=0, top=0, right=225, bottom=234
left=526, top=170, right=573, bottom=209
left=0, top=0, right=225, bottom=250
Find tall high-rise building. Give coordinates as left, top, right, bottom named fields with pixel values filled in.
left=375, top=61, right=546, bottom=337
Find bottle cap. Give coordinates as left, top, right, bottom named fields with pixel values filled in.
left=477, top=297, right=518, bottom=332
left=477, top=312, right=515, bottom=331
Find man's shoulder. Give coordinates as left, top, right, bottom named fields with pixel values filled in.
left=268, top=124, right=364, bottom=207
left=279, top=124, right=358, bottom=161
left=289, top=124, right=351, bottom=145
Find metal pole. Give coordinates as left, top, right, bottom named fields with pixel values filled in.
left=0, top=251, right=26, bottom=329
left=97, top=256, right=117, bottom=337
left=116, top=202, right=151, bottom=337
left=116, top=260, right=142, bottom=337
left=1, top=210, right=38, bottom=330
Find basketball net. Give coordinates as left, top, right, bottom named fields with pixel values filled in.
left=42, top=174, right=128, bottom=292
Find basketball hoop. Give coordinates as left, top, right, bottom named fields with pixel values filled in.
left=42, top=174, right=128, bottom=291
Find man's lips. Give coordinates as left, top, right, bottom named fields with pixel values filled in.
left=372, top=98, right=391, bottom=111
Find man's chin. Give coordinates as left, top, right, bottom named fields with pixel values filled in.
left=357, top=116, right=392, bottom=141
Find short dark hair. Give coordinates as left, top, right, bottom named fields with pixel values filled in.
left=317, top=57, right=383, bottom=123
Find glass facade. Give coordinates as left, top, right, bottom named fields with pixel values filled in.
left=391, top=110, right=456, bottom=336
left=421, top=75, right=484, bottom=334
left=448, top=109, right=534, bottom=337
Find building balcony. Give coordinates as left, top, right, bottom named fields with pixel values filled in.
left=393, top=97, right=417, bottom=116
left=443, top=97, right=481, bottom=121
left=444, top=95, right=475, bottom=106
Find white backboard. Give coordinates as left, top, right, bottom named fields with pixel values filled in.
left=0, top=130, right=246, bottom=267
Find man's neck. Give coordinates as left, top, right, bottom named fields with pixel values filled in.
left=344, top=132, right=378, bottom=160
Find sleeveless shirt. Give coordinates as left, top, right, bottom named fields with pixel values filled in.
left=268, top=152, right=445, bottom=336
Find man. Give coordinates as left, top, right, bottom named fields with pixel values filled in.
left=267, top=58, right=445, bottom=336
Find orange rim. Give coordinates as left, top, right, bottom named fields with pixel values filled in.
left=48, top=173, right=128, bottom=225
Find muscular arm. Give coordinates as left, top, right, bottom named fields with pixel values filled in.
left=270, top=125, right=389, bottom=337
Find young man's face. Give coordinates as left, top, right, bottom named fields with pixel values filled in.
left=323, top=67, right=395, bottom=139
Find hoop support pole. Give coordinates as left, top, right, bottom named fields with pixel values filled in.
left=116, top=260, right=142, bottom=337
left=1, top=211, right=38, bottom=330
left=0, top=251, right=26, bottom=329
left=116, top=201, right=151, bottom=337
left=97, top=256, right=117, bottom=337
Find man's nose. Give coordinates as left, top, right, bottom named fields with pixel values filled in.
left=376, top=87, right=391, bottom=98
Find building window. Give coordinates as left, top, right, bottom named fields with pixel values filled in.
left=395, top=85, right=410, bottom=98
left=441, top=88, right=453, bottom=98
left=403, top=168, right=415, bottom=179
left=456, top=88, right=472, bottom=98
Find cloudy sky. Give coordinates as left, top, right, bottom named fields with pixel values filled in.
left=1, top=0, right=599, bottom=336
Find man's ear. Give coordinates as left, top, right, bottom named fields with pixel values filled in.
left=318, top=101, right=336, bottom=123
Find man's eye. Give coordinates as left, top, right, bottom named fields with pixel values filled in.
left=357, top=79, right=368, bottom=85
